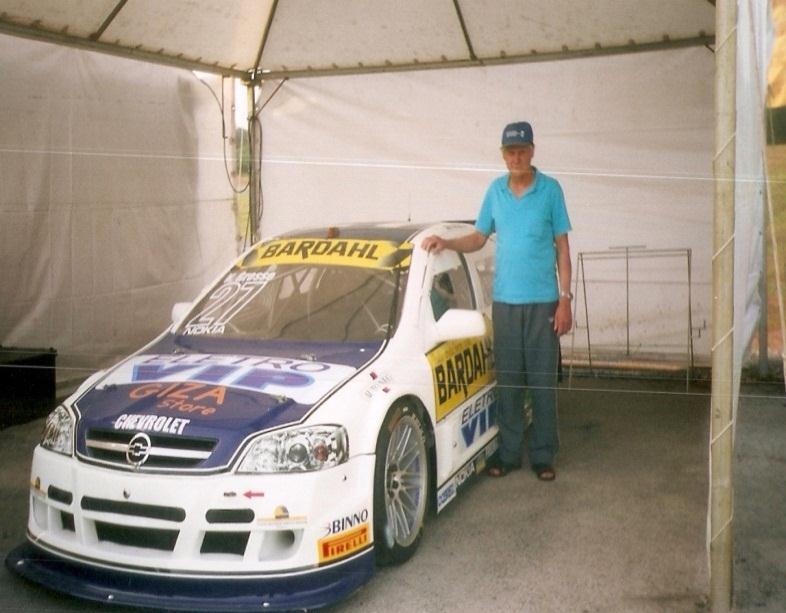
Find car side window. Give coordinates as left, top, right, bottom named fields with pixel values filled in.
left=429, top=259, right=474, bottom=321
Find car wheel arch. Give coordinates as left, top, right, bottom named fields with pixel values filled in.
left=363, top=392, right=436, bottom=481
left=372, top=395, right=436, bottom=565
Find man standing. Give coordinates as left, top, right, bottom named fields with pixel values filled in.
left=421, top=121, right=572, bottom=481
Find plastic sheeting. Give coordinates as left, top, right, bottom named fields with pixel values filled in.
left=733, top=1, right=775, bottom=413
left=258, top=46, right=716, bottom=363
left=0, top=35, right=237, bottom=387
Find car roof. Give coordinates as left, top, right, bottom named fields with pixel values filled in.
left=273, top=221, right=475, bottom=245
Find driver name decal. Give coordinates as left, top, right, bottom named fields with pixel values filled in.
left=183, top=270, right=275, bottom=336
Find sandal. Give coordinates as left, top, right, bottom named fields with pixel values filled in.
left=533, top=464, right=556, bottom=481
left=485, top=457, right=521, bottom=477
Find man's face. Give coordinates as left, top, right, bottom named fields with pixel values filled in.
left=501, top=144, right=534, bottom=175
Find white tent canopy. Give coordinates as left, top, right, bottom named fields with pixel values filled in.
left=0, top=0, right=715, bottom=80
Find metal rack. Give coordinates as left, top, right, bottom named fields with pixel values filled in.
left=567, top=245, right=694, bottom=386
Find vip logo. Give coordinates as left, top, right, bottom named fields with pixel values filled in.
left=108, top=353, right=358, bottom=406
left=460, top=389, right=497, bottom=447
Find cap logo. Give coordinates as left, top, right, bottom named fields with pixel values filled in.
left=502, top=122, right=533, bottom=146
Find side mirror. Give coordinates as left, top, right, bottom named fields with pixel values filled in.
left=171, top=302, right=191, bottom=327
left=433, top=309, right=486, bottom=343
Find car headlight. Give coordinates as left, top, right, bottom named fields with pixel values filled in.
left=40, top=405, right=74, bottom=456
left=237, top=425, right=348, bottom=473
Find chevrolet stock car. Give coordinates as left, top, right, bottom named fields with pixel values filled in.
left=7, top=221, right=501, bottom=611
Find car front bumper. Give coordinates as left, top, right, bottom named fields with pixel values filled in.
left=9, top=446, right=377, bottom=610
left=7, top=540, right=373, bottom=611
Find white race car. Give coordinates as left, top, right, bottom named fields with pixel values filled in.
left=7, top=222, right=500, bottom=611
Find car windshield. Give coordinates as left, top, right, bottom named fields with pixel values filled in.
left=177, top=239, right=411, bottom=343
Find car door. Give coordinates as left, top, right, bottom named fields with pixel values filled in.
left=421, top=249, right=497, bottom=504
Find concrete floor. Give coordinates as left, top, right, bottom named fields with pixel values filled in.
left=1, top=375, right=783, bottom=612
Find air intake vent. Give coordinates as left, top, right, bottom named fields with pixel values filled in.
left=200, top=531, right=250, bottom=555
left=94, top=521, right=179, bottom=551
left=81, top=496, right=186, bottom=522
left=206, top=508, right=255, bottom=524
left=47, top=485, right=73, bottom=505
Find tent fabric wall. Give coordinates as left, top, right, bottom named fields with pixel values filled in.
left=257, top=46, right=716, bottom=362
left=0, top=35, right=237, bottom=387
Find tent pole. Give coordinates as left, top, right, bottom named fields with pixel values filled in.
left=247, top=83, right=259, bottom=243
left=709, top=0, right=736, bottom=610
left=758, top=204, right=768, bottom=378
left=764, top=158, right=786, bottom=393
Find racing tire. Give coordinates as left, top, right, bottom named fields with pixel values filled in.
left=373, top=401, right=430, bottom=566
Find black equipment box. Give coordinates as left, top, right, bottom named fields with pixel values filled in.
left=0, top=346, right=57, bottom=429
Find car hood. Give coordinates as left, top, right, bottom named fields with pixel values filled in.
left=73, top=336, right=383, bottom=470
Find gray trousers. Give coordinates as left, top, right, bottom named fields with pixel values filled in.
left=492, top=301, right=560, bottom=466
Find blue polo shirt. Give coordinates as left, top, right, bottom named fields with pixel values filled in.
left=475, top=168, right=571, bottom=304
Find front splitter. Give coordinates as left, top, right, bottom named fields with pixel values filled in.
left=6, top=541, right=374, bottom=611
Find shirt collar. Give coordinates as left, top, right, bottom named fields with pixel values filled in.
left=502, top=166, right=540, bottom=196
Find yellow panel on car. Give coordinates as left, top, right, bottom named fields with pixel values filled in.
left=241, top=239, right=412, bottom=270
left=427, top=334, right=494, bottom=421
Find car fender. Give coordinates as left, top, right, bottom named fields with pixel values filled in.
left=350, top=376, right=434, bottom=459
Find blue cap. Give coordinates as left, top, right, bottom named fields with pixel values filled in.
left=501, top=121, right=534, bottom=147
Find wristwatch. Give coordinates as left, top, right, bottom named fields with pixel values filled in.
left=559, top=290, right=573, bottom=300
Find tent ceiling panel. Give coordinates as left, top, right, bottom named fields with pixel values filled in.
left=461, top=0, right=716, bottom=58
left=0, top=0, right=716, bottom=80
left=0, top=0, right=118, bottom=37
left=261, top=0, right=470, bottom=71
left=101, top=0, right=274, bottom=72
